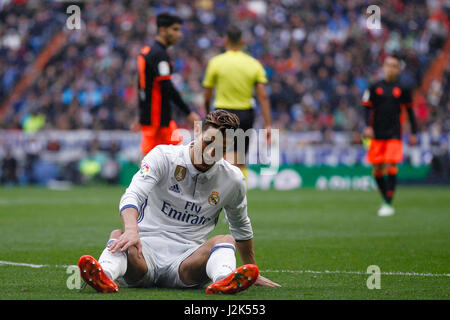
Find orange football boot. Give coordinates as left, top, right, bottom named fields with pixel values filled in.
left=78, top=255, right=119, bottom=293
left=205, top=264, right=259, bottom=294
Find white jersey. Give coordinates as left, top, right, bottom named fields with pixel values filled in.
left=119, top=143, right=253, bottom=246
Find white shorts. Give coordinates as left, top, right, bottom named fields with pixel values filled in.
left=117, top=235, right=202, bottom=289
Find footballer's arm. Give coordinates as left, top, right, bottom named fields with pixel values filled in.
left=108, top=207, right=142, bottom=257
left=361, top=86, right=375, bottom=139
left=406, top=106, right=418, bottom=145
left=255, top=83, right=272, bottom=142
left=159, top=79, right=200, bottom=125
left=226, top=177, right=281, bottom=287
left=109, top=147, right=166, bottom=256
left=203, top=87, right=213, bottom=114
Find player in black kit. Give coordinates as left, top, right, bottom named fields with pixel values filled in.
left=133, top=13, right=200, bottom=158
left=362, top=54, right=418, bottom=216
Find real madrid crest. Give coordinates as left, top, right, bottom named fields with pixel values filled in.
left=174, top=165, right=187, bottom=182
left=208, top=191, right=220, bottom=206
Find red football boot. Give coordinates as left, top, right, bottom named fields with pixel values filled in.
left=78, top=255, right=119, bottom=293
left=205, top=264, right=259, bottom=294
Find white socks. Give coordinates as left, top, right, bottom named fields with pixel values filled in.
left=98, top=239, right=127, bottom=281
left=206, top=243, right=236, bottom=282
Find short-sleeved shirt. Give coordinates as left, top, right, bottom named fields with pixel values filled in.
left=361, top=80, right=413, bottom=140
left=202, top=50, right=267, bottom=110
left=119, top=143, right=253, bottom=245
left=137, top=41, right=174, bottom=127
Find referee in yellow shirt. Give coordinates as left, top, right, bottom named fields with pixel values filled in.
left=202, top=25, right=272, bottom=178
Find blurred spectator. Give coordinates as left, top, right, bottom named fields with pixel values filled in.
left=1, top=148, right=18, bottom=184
left=100, top=141, right=122, bottom=184
left=23, top=136, right=43, bottom=184
left=78, top=139, right=105, bottom=183
left=0, top=0, right=448, bottom=138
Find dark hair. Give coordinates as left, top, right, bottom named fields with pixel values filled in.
left=387, top=52, right=402, bottom=63
left=156, top=13, right=183, bottom=29
left=203, top=110, right=240, bottom=134
left=226, top=25, right=242, bottom=45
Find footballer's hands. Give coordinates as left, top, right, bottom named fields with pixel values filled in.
left=108, top=229, right=143, bottom=257
left=362, top=126, right=374, bottom=139
left=187, top=111, right=201, bottom=125
left=255, top=274, right=281, bottom=287
left=409, top=134, right=418, bottom=146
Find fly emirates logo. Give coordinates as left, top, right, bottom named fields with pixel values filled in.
left=160, top=200, right=213, bottom=225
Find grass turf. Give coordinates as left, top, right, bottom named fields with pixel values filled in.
left=0, top=186, right=449, bottom=300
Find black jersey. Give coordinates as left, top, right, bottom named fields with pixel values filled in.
left=362, top=79, right=417, bottom=140
left=137, top=41, right=191, bottom=127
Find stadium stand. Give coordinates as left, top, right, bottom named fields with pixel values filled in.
left=0, top=0, right=449, bottom=185
left=1, top=0, right=449, bottom=133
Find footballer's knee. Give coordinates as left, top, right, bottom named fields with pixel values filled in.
left=386, top=164, right=398, bottom=175
left=126, top=246, right=146, bottom=267
left=109, top=229, right=123, bottom=240
left=212, top=234, right=236, bottom=247
left=124, top=245, right=148, bottom=283
left=372, top=164, right=384, bottom=177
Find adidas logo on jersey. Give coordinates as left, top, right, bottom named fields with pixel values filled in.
left=169, top=184, right=181, bottom=194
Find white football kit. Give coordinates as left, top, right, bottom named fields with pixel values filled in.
left=117, top=143, right=253, bottom=288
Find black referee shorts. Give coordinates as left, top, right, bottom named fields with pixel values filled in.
left=215, top=108, right=255, bottom=154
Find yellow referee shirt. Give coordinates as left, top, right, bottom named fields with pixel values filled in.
left=202, top=50, right=268, bottom=110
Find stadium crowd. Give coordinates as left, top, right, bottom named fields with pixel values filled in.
left=1, top=0, right=449, bottom=137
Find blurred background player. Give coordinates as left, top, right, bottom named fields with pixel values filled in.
left=362, top=54, right=418, bottom=216
left=132, top=13, right=200, bottom=159
left=202, top=25, right=272, bottom=180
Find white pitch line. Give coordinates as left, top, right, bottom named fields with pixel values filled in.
left=261, top=269, right=450, bottom=277
left=0, top=260, right=70, bottom=269
left=0, top=260, right=48, bottom=268
left=1, top=260, right=448, bottom=278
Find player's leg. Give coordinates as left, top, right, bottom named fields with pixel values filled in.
left=178, top=234, right=258, bottom=294
left=140, top=126, right=157, bottom=162
left=368, top=139, right=394, bottom=216
left=384, top=139, right=402, bottom=205
left=225, top=133, right=249, bottom=177
left=79, top=229, right=149, bottom=292
left=384, top=163, right=398, bottom=205
left=375, top=163, right=395, bottom=216
left=226, top=150, right=248, bottom=179
left=222, top=108, right=254, bottom=184
left=376, top=162, right=396, bottom=217
left=100, top=229, right=149, bottom=283
left=373, top=163, right=387, bottom=202
left=377, top=139, right=402, bottom=216
left=368, top=140, right=388, bottom=203
left=166, top=120, right=183, bottom=146
left=179, top=234, right=237, bottom=285
left=123, top=243, right=149, bottom=284
left=97, top=229, right=128, bottom=281
left=78, top=229, right=126, bottom=293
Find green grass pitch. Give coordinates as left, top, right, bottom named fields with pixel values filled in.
left=0, top=186, right=448, bottom=300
